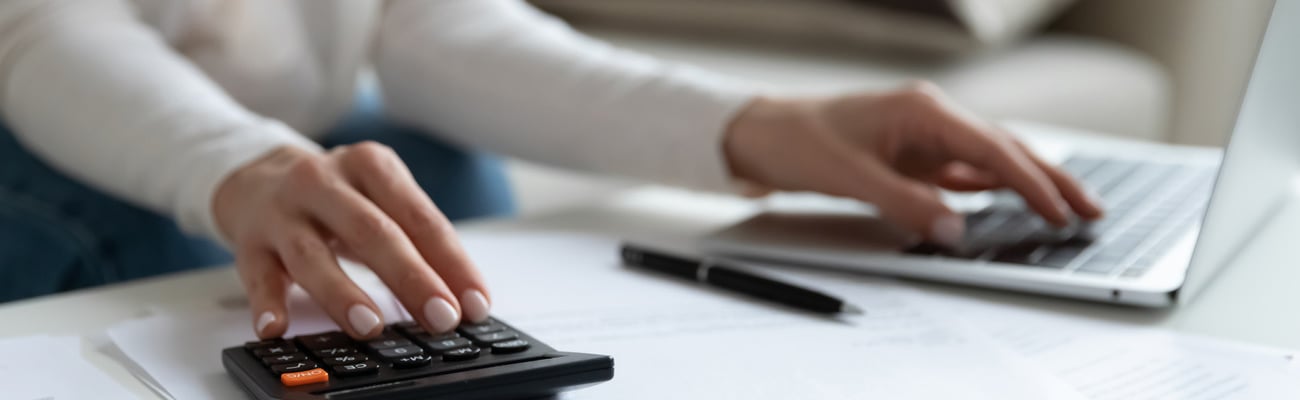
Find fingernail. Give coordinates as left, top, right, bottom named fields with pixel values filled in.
left=423, top=297, right=460, bottom=333
left=460, top=289, right=491, bottom=323
left=1086, top=188, right=1106, bottom=209
left=930, top=215, right=965, bottom=248
left=255, top=311, right=276, bottom=336
left=347, top=304, right=382, bottom=336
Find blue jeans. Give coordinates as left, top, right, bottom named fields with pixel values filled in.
left=0, top=100, right=515, bottom=303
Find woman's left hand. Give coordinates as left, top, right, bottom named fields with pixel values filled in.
left=722, top=82, right=1105, bottom=247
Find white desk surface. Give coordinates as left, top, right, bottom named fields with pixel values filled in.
left=2, top=122, right=1298, bottom=399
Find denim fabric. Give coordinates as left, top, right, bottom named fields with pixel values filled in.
left=0, top=99, right=515, bottom=303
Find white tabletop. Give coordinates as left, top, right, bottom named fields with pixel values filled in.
left=3, top=122, right=1299, bottom=398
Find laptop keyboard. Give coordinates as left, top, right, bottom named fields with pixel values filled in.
left=905, top=156, right=1218, bottom=279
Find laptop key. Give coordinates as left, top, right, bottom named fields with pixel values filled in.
left=1074, top=260, right=1120, bottom=275
left=1038, top=245, right=1088, bottom=269
left=991, top=243, right=1045, bottom=265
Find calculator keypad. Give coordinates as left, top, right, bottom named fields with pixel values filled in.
left=242, top=318, right=542, bottom=389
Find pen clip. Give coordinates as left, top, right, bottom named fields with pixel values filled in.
left=697, top=257, right=718, bottom=283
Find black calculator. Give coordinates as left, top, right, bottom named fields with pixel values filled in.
left=222, top=317, right=614, bottom=400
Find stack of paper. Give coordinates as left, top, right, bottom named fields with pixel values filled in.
left=100, top=232, right=1300, bottom=399
left=0, top=335, right=135, bottom=400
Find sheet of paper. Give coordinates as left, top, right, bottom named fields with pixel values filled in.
left=106, top=276, right=407, bottom=400
left=464, top=233, right=1083, bottom=399
left=918, top=292, right=1300, bottom=399
left=0, top=335, right=135, bottom=400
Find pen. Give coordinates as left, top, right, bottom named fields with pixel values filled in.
left=620, top=243, right=864, bottom=315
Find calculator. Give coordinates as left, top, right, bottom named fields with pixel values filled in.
left=222, top=317, right=614, bottom=400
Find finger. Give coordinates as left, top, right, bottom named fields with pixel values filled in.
left=286, top=155, right=462, bottom=333
left=273, top=220, right=386, bottom=339
left=895, top=86, right=1072, bottom=225
left=236, top=248, right=291, bottom=339
left=336, top=142, right=492, bottom=324
left=843, top=156, right=965, bottom=247
left=941, top=125, right=1072, bottom=226
left=932, top=163, right=1001, bottom=192
left=1013, top=141, right=1106, bottom=220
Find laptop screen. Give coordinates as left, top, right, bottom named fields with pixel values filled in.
left=1180, top=0, right=1299, bottom=302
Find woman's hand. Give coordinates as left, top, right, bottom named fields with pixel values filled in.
left=723, top=82, right=1105, bottom=247
left=213, top=142, right=491, bottom=339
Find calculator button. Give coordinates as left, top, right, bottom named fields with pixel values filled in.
left=414, top=332, right=460, bottom=343
left=296, top=332, right=351, bottom=350
left=365, top=338, right=412, bottom=351
left=322, top=354, right=369, bottom=366
left=261, top=353, right=308, bottom=365
left=244, top=339, right=286, bottom=349
left=441, top=346, right=481, bottom=361
left=393, top=321, right=425, bottom=335
left=423, top=337, right=473, bottom=352
left=271, top=361, right=319, bottom=374
left=391, top=354, right=434, bottom=369
left=490, top=339, right=530, bottom=354
left=469, top=331, right=518, bottom=344
left=331, top=361, right=381, bottom=377
left=312, top=346, right=357, bottom=357
left=378, top=345, right=424, bottom=360
left=459, top=323, right=504, bottom=336
left=253, top=344, right=299, bottom=357
left=280, top=368, right=329, bottom=386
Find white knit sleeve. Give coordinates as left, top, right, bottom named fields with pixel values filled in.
left=0, top=0, right=321, bottom=244
left=374, top=0, right=757, bottom=192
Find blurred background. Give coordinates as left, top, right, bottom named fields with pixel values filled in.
left=500, top=0, right=1275, bottom=216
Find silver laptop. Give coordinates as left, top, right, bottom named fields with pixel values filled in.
left=702, top=1, right=1300, bottom=307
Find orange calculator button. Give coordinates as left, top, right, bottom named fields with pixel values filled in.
left=281, top=368, right=329, bottom=386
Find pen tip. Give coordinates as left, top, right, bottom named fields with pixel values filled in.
left=840, top=304, right=865, bottom=315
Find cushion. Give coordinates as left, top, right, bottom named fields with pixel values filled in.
left=530, top=0, right=1077, bottom=53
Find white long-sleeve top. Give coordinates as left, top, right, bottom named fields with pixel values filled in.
left=0, top=0, right=754, bottom=243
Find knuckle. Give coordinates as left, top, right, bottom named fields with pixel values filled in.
left=285, top=157, right=331, bottom=188
left=282, top=233, right=326, bottom=263
left=344, top=141, right=398, bottom=171
left=404, top=208, right=450, bottom=237
left=891, top=80, right=944, bottom=106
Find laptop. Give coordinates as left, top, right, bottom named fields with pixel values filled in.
left=702, top=1, right=1299, bottom=307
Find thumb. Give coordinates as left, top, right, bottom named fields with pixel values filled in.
left=862, top=174, right=965, bottom=248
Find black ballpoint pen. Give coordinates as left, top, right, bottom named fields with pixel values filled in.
left=620, top=243, right=864, bottom=315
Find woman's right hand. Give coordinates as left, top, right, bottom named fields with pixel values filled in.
left=213, top=142, right=491, bottom=339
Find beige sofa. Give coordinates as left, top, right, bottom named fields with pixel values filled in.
left=506, top=0, right=1276, bottom=215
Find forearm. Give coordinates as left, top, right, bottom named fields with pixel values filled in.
left=375, top=0, right=756, bottom=192
left=0, top=0, right=319, bottom=243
